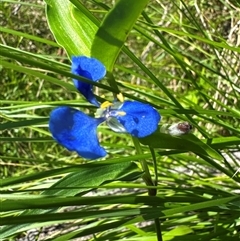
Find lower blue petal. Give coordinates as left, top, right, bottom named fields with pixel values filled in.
left=71, top=56, right=106, bottom=106
left=49, top=106, right=106, bottom=159
left=116, top=101, right=161, bottom=138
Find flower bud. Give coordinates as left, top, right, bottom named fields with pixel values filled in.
left=160, top=122, right=193, bottom=136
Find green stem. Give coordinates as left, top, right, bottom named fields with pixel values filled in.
left=150, top=146, right=158, bottom=185
left=106, top=72, right=120, bottom=100
left=132, top=137, right=163, bottom=241
left=150, top=147, right=163, bottom=241
left=132, top=137, right=153, bottom=187
left=154, top=218, right=163, bottom=241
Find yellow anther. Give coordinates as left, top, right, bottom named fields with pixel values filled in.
left=117, top=93, right=124, bottom=102
left=117, top=111, right=126, bottom=116
left=100, top=101, right=113, bottom=109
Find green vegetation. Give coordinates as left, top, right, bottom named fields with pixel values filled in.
left=1, top=0, right=240, bottom=240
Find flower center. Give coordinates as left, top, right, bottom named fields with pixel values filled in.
left=95, top=101, right=125, bottom=119
left=95, top=93, right=126, bottom=119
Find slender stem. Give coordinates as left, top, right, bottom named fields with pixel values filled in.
left=154, top=218, right=163, bottom=241
left=150, top=146, right=158, bottom=185
left=132, top=137, right=163, bottom=241
left=132, top=137, right=154, bottom=187
left=106, top=72, right=120, bottom=100
left=150, top=147, right=163, bottom=241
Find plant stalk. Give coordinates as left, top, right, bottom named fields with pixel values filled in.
left=132, top=137, right=163, bottom=241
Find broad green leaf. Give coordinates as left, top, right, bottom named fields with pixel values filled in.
left=91, top=0, right=150, bottom=71
left=1, top=154, right=150, bottom=187
left=44, top=0, right=97, bottom=56
left=0, top=161, right=139, bottom=239
left=139, top=129, right=223, bottom=161
left=44, top=161, right=140, bottom=196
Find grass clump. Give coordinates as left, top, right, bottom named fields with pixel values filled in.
left=1, top=0, right=240, bottom=240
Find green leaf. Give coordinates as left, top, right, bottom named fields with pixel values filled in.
left=163, top=226, right=193, bottom=240
left=0, top=27, right=59, bottom=47
left=44, top=161, right=140, bottom=196
left=205, top=136, right=240, bottom=149
left=139, top=129, right=223, bottom=161
left=0, top=196, right=170, bottom=212
left=91, top=0, right=150, bottom=71
left=162, top=196, right=239, bottom=217
left=2, top=196, right=238, bottom=225
left=0, top=161, right=140, bottom=239
left=44, top=0, right=97, bottom=56
left=1, top=154, right=149, bottom=187
left=0, top=118, right=49, bottom=131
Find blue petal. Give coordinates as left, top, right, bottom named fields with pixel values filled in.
left=116, top=101, right=161, bottom=138
left=49, top=106, right=106, bottom=159
left=71, top=56, right=106, bottom=106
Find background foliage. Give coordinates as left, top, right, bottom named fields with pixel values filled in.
left=1, top=0, right=240, bottom=240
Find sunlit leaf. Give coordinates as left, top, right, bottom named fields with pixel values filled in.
left=140, top=130, right=223, bottom=161
left=0, top=161, right=140, bottom=238
left=44, top=0, right=97, bottom=56
left=91, top=0, right=149, bottom=71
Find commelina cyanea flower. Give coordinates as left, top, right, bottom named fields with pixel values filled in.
left=49, top=56, right=161, bottom=159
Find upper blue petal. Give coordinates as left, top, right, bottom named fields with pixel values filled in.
left=71, top=56, right=106, bottom=106
left=116, top=101, right=161, bottom=138
left=49, top=106, right=106, bottom=159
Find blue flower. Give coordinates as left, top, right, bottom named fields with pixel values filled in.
left=104, top=100, right=161, bottom=138
left=49, top=56, right=161, bottom=159
left=71, top=56, right=106, bottom=107
left=49, top=106, right=107, bottom=159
